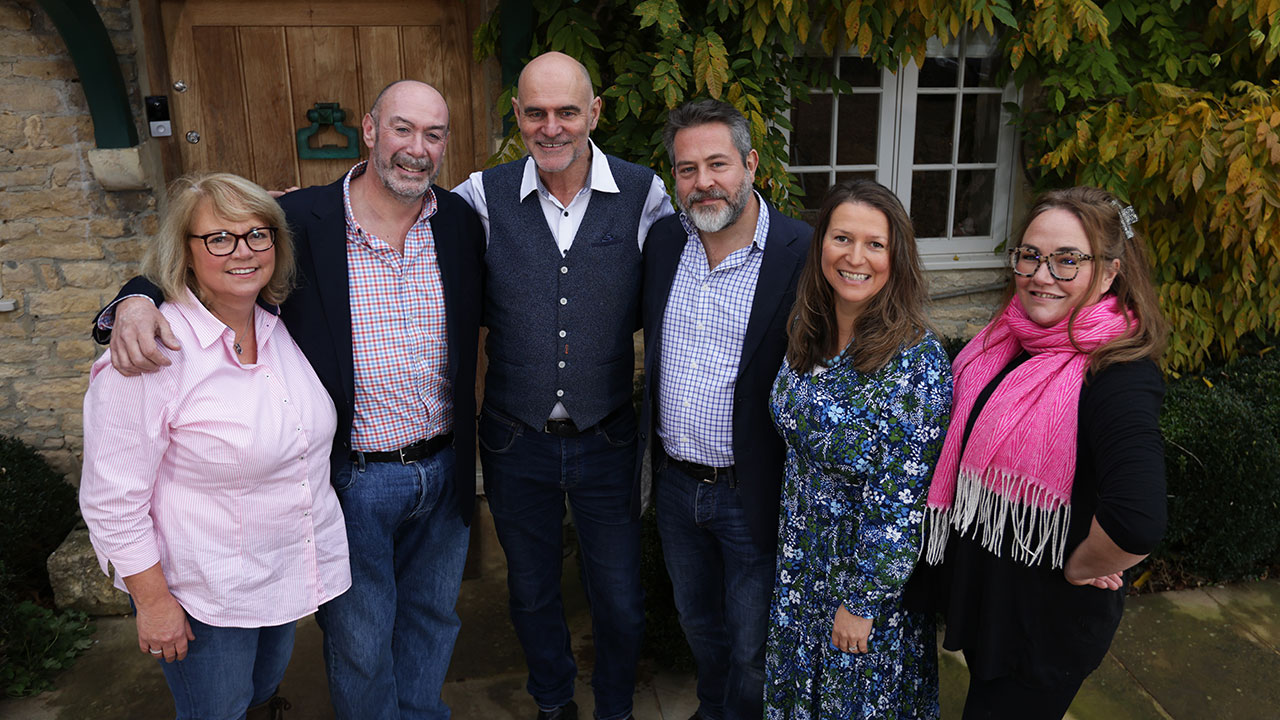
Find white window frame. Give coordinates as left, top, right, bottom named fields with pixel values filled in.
left=785, top=33, right=1020, bottom=270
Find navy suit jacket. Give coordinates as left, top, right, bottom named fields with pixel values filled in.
left=638, top=199, right=811, bottom=551
left=97, top=178, right=485, bottom=523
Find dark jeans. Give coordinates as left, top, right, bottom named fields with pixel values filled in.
left=478, top=404, right=644, bottom=720
left=156, top=615, right=295, bottom=720
left=655, top=457, right=775, bottom=720
left=962, top=670, right=1087, bottom=719
left=315, top=446, right=469, bottom=720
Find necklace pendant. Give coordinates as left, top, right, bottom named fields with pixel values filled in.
left=234, top=341, right=242, bottom=355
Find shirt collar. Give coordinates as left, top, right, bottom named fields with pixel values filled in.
left=175, top=286, right=279, bottom=351
left=519, top=139, right=619, bottom=201
left=677, top=190, right=770, bottom=251
left=342, top=160, right=438, bottom=241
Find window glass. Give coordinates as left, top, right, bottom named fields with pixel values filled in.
left=957, top=95, right=1001, bottom=163
left=835, top=95, right=879, bottom=165
left=789, top=93, right=832, bottom=166
left=910, top=170, right=951, bottom=238
left=913, top=95, right=956, bottom=164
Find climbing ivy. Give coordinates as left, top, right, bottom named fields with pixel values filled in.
left=475, top=0, right=1280, bottom=372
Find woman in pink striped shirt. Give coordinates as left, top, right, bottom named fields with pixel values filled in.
left=80, top=173, right=351, bottom=720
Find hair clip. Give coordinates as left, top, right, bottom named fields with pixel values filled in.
left=1114, top=203, right=1138, bottom=239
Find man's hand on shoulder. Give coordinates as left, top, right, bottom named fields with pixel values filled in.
left=110, top=297, right=180, bottom=376
left=267, top=186, right=300, bottom=199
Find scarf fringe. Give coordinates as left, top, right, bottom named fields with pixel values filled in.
left=926, top=470, right=1071, bottom=568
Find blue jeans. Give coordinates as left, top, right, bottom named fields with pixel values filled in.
left=656, top=457, right=776, bottom=720
left=156, top=614, right=295, bottom=720
left=478, top=405, right=644, bottom=720
left=315, top=446, right=470, bottom=720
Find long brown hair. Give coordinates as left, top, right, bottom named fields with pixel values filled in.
left=786, top=179, right=932, bottom=373
left=1009, top=186, right=1168, bottom=370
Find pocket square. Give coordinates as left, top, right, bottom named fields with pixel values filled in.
left=591, top=232, right=622, bottom=246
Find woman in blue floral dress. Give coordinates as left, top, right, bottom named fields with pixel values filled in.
left=765, top=180, right=951, bottom=720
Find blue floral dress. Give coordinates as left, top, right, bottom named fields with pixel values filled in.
left=765, top=333, right=952, bottom=720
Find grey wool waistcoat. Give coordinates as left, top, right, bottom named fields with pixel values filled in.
left=480, top=155, right=655, bottom=430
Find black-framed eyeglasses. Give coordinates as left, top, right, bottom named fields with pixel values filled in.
left=190, top=227, right=277, bottom=256
left=1008, top=246, right=1093, bottom=282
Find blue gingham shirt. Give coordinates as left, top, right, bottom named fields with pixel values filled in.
left=657, top=193, right=769, bottom=466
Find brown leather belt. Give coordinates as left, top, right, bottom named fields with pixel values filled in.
left=353, top=432, right=453, bottom=465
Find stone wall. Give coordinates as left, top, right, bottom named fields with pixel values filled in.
left=0, top=0, right=156, bottom=478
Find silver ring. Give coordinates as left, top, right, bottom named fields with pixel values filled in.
left=149, top=648, right=163, bottom=655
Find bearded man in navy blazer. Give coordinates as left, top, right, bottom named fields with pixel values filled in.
left=639, top=99, right=811, bottom=720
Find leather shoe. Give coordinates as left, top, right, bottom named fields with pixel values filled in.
left=535, top=700, right=578, bottom=720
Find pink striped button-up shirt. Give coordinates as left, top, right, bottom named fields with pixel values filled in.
left=80, top=289, right=351, bottom=628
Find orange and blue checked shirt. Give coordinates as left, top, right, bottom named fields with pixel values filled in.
left=342, top=162, right=452, bottom=452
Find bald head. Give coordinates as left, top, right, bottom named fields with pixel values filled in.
left=516, top=52, right=593, bottom=102
left=370, top=80, right=448, bottom=125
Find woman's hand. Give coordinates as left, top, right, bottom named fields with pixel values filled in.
left=831, top=604, right=873, bottom=654
left=122, top=563, right=195, bottom=662
left=135, top=593, right=195, bottom=662
left=1065, top=571, right=1124, bottom=590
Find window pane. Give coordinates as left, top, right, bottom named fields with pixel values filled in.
left=957, top=94, right=1001, bottom=163
left=790, top=93, right=832, bottom=166
left=834, top=170, right=877, bottom=185
left=918, top=57, right=959, bottom=87
left=953, top=169, right=996, bottom=237
left=910, top=171, right=951, bottom=238
left=835, top=94, right=879, bottom=165
left=838, top=57, right=880, bottom=87
left=793, top=172, right=832, bottom=210
left=913, top=95, right=955, bottom=164
left=963, top=56, right=1000, bottom=88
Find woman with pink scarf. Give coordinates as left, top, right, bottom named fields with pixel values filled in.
left=921, top=187, right=1168, bottom=718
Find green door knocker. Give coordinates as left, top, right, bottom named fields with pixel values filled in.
left=295, top=102, right=360, bottom=160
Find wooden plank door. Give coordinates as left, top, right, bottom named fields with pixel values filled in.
left=158, top=0, right=480, bottom=191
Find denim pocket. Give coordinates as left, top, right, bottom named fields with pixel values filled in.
left=598, top=410, right=638, bottom=448
left=478, top=407, right=522, bottom=454
left=331, top=463, right=357, bottom=492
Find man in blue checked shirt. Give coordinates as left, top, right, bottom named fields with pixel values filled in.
left=638, top=99, right=812, bottom=720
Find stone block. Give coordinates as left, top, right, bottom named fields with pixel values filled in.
left=90, top=217, right=127, bottom=238
left=88, top=147, right=147, bottom=191
left=35, top=115, right=94, bottom=147
left=0, top=5, right=32, bottom=31
left=0, top=363, right=32, bottom=378
left=28, top=287, right=106, bottom=316
left=48, top=526, right=131, bottom=616
left=0, top=238, right=104, bottom=262
left=0, top=221, right=36, bottom=240
left=0, top=165, right=51, bottom=188
left=10, top=58, right=77, bottom=80
left=0, top=146, right=76, bottom=171
left=36, top=317, right=97, bottom=338
left=38, top=263, right=61, bottom=289
left=0, top=111, right=25, bottom=149
left=0, top=339, right=48, bottom=362
left=1, top=260, right=37, bottom=287
left=0, top=185, right=88, bottom=219
left=15, top=375, right=87, bottom=411
left=55, top=339, right=95, bottom=361
left=103, top=238, right=144, bottom=263
left=60, top=262, right=116, bottom=289
left=0, top=31, right=51, bottom=56
left=0, top=81, right=62, bottom=114
left=22, top=412, right=57, bottom=430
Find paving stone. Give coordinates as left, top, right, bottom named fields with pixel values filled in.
left=1108, top=589, right=1280, bottom=720
left=1204, top=579, right=1280, bottom=652
left=1066, top=653, right=1172, bottom=720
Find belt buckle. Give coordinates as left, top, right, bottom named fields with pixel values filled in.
left=698, top=468, right=717, bottom=484
left=398, top=445, right=410, bottom=465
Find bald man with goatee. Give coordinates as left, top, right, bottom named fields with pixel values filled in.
left=455, top=52, right=672, bottom=720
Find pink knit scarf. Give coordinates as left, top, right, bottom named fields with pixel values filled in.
left=924, top=295, right=1134, bottom=568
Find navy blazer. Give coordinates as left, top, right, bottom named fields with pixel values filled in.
left=638, top=199, right=811, bottom=551
left=97, top=178, right=485, bottom=523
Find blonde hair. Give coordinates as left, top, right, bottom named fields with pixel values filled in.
left=144, top=173, right=295, bottom=306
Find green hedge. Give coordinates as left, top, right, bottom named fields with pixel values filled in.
left=0, top=435, right=93, bottom=697
left=1153, top=349, right=1280, bottom=582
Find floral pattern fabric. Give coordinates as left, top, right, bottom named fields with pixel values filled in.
left=765, top=333, right=952, bottom=720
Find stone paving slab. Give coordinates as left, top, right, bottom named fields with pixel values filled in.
left=1204, top=580, right=1280, bottom=653
left=1109, top=588, right=1280, bottom=720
